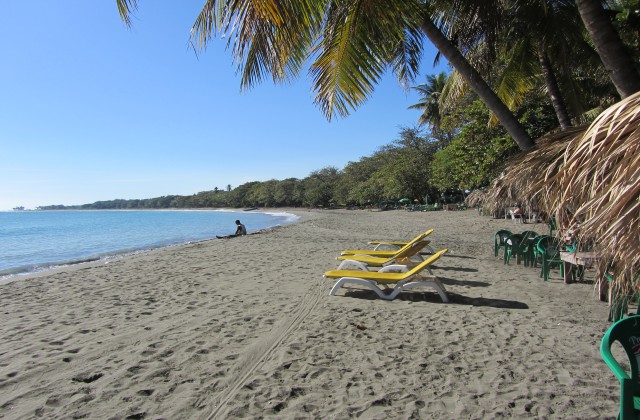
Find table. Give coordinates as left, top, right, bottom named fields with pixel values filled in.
left=560, top=251, right=600, bottom=284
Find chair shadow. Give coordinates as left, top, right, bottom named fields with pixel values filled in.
left=341, top=290, right=528, bottom=309
left=433, top=265, right=479, bottom=273
left=439, top=276, right=490, bottom=287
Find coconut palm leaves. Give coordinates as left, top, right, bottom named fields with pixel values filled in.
left=185, top=0, right=426, bottom=120
left=116, top=0, right=538, bottom=150
left=409, top=72, right=447, bottom=129
left=311, top=0, right=424, bottom=119
left=116, top=0, right=137, bottom=27
left=191, top=0, right=325, bottom=88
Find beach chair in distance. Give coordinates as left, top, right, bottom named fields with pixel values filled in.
left=335, top=239, right=432, bottom=271
left=341, top=229, right=434, bottom=257
left=323, top=249, right=449, bottom=301
left=366, top=229, right=433, bottom=249
left=600, top=315, right=640, bottom=419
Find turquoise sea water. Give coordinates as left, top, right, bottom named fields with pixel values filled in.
left=0, top=210, right=298, bottom=280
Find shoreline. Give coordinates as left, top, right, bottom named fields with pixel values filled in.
left=0, top=209, right=618, bottom=418
left=0, top=209, right=300, bottom=285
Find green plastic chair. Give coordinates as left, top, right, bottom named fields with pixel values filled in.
left=600, top=315, right=640, bottom=419
left=504, top=233, right=529, bottom=265
left=494, top=230, right=512, bottom=257
left=531, top=235, right=549, bottom=269
left=536, top=236, right=563, bottom=281
left=521, top=231, right=540, bottom=268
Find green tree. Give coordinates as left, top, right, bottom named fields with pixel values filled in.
left=431, top=100, right=519, bottom=190
left=302, top=167, right=341, bottom=208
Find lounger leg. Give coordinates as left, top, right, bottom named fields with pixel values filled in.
left=329, top=278, right=388, bottom=299
left=390, top=280, right=449, bottom=302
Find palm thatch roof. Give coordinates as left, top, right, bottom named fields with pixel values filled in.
left=464, top=188, right=487, bottom=208
left=484, top=91, right=640, bottom=295
left=481, top=126, right=587, bottom=216
left=548, top=91, right=640, bottom=291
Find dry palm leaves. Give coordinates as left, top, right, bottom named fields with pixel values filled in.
left=465, top=188, right=487, bottom=208
left=480, top=92, right=640, bottom=300
left=548, top=91, right=640, bottom=295
left=482, top=127, right=585, bottom=216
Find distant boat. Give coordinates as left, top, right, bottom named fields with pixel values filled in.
left=12, top=206, right=25, bottom=211
left=244, top=207, right=258, bottom=211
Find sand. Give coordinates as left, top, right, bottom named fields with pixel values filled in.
left=0, top=209, right=619, bottom=419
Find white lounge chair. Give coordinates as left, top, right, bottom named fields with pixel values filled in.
left=323, top=249, right=449, bottom=301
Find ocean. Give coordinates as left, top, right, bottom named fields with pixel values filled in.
left=0, top=210, right=298, bottom=281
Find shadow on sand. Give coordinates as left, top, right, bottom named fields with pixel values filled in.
left=434, top=265, right=479, bottom=273
left=341, top=290, right=528, bottom=309
left=439, top=277, right=490, bottom=288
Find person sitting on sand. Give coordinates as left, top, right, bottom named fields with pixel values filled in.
left=217, top=220, right=247, bottom=239
left=234, top=219, right=247, bottom=236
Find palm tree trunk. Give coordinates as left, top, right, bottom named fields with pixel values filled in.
left=575, top=0, right=640, bottom=98
left=420, top=18, right=535, bottom=151
left=538, top=49, right=572, bottom=130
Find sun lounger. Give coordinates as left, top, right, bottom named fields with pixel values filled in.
left=323, top=249, right=449, bottom=301
left=335, top=239, right=431, bottom=270
left=341, top=229, right=434, bottom=256
left=367, top=228, right=433, bottom=247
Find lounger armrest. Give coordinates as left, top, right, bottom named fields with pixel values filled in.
left=336, top=259, right=370, bottom=271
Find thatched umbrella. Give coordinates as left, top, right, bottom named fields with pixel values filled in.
left=548, top=91, right=640, bottom=295
left=482, top=91, right=640, bottom=299
left=465, top=188, right=487, bottom=208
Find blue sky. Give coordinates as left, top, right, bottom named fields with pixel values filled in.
left=1, top=2, right=448, bottom=210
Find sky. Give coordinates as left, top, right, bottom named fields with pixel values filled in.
left=0, top=2, right=449, bottom=211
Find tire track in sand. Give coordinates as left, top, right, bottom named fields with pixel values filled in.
left=203, top=276, right=325, bottom=420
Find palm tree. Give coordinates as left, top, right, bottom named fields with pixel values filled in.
left=116, top=0, right=536, bottom=150
left=435, top=0, right=618, bottom=131
left=574, top=0, right=640, bottom=98
left=409, top=72, right=447, bottom=129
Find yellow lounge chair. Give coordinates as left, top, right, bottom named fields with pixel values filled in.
left=324, top=249, right=449, bottom=301
left=341, top=229, right=434, bottom=257
left=367, top=228, right=432, bottom=247
left=335, top=239, right=431, bottom=270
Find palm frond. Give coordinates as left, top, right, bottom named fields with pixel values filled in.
left=191, top=0, right=323, bottom=87
left=116, top=0, right=138, bottom=27
left=311, top=0, right=424, bottom=120
left=488, top=41, right=541, bottom=126
left=439, top=70, right=468, bottom=114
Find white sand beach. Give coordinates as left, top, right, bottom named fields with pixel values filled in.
left=0, top=209, right=619, bottom=419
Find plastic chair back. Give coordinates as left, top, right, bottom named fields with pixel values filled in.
left=600, top=315, right=640, bottom=419
left=494, top=230, right=512, bottom=257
